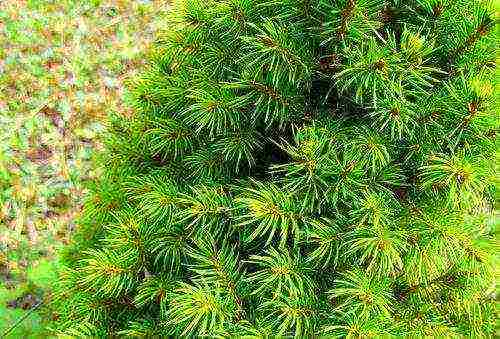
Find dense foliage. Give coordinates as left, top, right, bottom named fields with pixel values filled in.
left=54, top=0, right=497, bottom=336
left=0, top=1, right=169, bottom=335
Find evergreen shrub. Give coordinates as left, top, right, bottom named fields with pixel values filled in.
left=55, top=0, right=497, bottom=336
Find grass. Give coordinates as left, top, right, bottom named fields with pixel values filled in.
left=0, top=0, right=169, bottom=336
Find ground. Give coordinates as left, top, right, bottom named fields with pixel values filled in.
left=0, top=1, right=168, bottom=336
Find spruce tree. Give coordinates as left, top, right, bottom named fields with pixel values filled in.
left=54, top=0, right=497, bottom=336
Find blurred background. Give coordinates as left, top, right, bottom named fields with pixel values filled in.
left=0, top=0, right=169, bottom=335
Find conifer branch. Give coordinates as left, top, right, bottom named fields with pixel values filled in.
left=53, top=0, right=496, bottom=336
